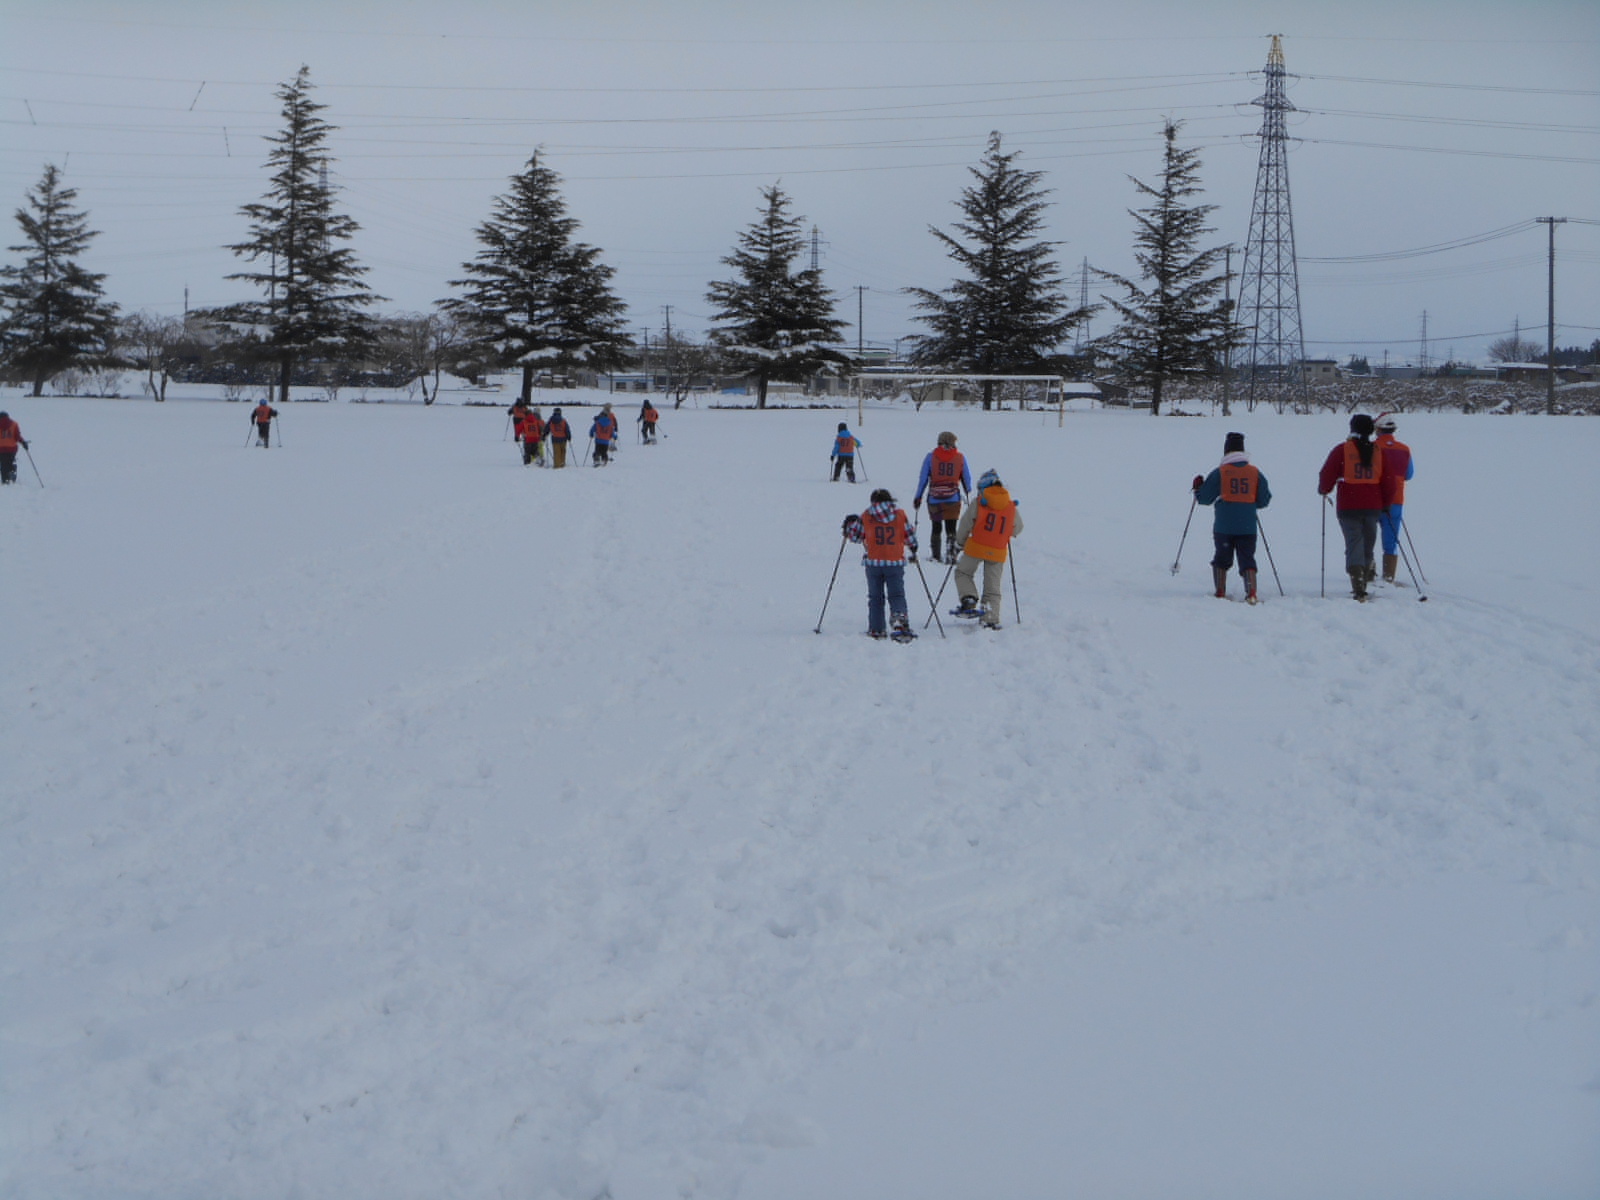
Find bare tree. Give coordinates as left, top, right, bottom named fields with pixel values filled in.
left=121, top=310, right=185, bottom=401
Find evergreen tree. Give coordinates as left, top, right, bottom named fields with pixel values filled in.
left=218, top=66, right=380, bottom=403
left=907, top=132, right=1087, bottom=410
left=1095, top=121, right=1235, bottom=416
left=443, top=153, right=631, bottom=403
left=0, top=164, right=119, bottom=396
left=706, top=184, right=848, bottom=409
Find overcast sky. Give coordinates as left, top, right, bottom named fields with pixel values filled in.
left=3, top=0, right=1596, bottom=365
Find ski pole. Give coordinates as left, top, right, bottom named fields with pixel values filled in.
left=503, top=412, right=513, bottom=441
left=912, top=556, right=946, bottom=639
left=274, top=416, right=282, bottom=448
left=23, top=444, right=43, bottom=487
left=1387, top=513, right=1429, bottom=601
left=1008, top=547, right=1021, bottom=624
left=814, top=536, right=848, bottom=634
left=1171, top=494, right=1198, bottom=574
left=245, top=423, right=255, bottom=447
left=1256, top=516, right=1285, bottom=597
left=855, top=450, right=868, bottom=482
left=1320, top=495, right=1330, bottom=599
left=923, top=558, right=957, bottom=630
left=1402, top=519, right=1429, bottom=584
left=582, top=437, right=593, bottom=466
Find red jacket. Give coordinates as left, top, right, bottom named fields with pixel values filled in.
left=1318, top=439, right=1398, bottom=512
left=0, top=417, right=21, bottom=452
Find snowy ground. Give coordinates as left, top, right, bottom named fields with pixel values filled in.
left=2, top=390, right=1596, bottom=1199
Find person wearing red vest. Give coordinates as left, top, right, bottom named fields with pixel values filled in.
left=913, top=431, right=972, bottom=564
left=589, top=403, right=618, bottom=465
left=953, top=468, right=1022, bottom=629
left=843, top=488, right=919, bottom=640
left=251, top=401, right=278, bottom=447
left=1318, top=412, right=1399, bottom=601
left=514, top=404, right=546, bottom=465
left=1193, top=431, right=1272, bottom=603
left=0, top=411, right=28, bottom=484
left=638, top=400, right=659, bottom=444
left=1374, top=412, right=1415, bottom=583
left=546, top=407, right=572, bottom=468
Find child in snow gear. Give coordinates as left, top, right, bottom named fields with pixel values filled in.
left=0, top=411, right=27, bottom=484
left=1318, top=413, right=1399, bottom=601
left=639, top=401, right=659, bottom=444
left=831, top=423, right=860, bottom=483
left=1194, top=431, right=1272, bottom=603
left=954, top=469, right=1022, bottom=629
left=546, top=407, right=572, bottom=468
left=590, top=404, right=618, bottom=465
left=510, top=401, right=544, bottom=465
left=251, top=401, right=278, bottom=447
left=913, top=431, right=971, bottom=563
left=1374, top=412, right=1415, bottom=583
left=843, top=487, right=919, bottom=641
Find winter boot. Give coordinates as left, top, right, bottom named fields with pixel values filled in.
left=891, top=614, right=917, bottom=643
left=1212, top=566, right=1228, bottom=599
left=953, top=595, right=982, bottom=618
left=1364, top=560, right=1377, bottom=584
left=1348, top=566, right=1369, bottom=601
left=1382, top=554, right=1398, bottom=583
left=1244, top=569, right=1259, bottom=605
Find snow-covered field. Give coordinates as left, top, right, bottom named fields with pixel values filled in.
left=3, top=391, right=1596, bottom=1199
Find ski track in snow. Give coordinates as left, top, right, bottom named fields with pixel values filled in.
left=2, top=396, right=1596, bottom=1198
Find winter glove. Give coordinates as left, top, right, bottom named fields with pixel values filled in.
left=1192, top=474, right=1204, bottom=492
left=909, top=552, right=919, bottom=563
left=841, top=514, right=862, bottom=537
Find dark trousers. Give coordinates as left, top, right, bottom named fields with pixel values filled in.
left=865, top=561, right=908, bottom=634
left=1337, top=511, right=1380, bottom=571
left=832, top=455, right=855, bottom=482
left=1211, top=533, right=1258, bottom=573
left=594, top=441, right=611, bottom=464
left=256, top=422, right=271, bottom=446
left=0, top=450, right=15, bottom=483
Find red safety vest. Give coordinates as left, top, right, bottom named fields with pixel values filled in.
left=965, top=486, right=1016, bottom=563
left=594, top=414, right=617, bottom=442
left=928, top=446, right=966, bottom=501
left=1342, top=441, right=1383, bottom=486
left=1376, top=433, right=1410, bottom=504
left=1219, top=463, right=1260, bottom=504
left=861, top=509, right=909, bottom=562
left=253, top=404, right=274, bottom=425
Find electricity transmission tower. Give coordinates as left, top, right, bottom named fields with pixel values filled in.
left=1237, top=35, right=1308, bottom=412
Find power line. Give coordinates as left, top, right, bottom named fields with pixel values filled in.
left=1302, top=220, right=1540, bottom=263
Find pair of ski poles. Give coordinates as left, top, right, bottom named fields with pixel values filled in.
left=10, top=444, right=44, bottom=487
left=828, top=451, right=868, bottom=482
left=815, top=529, right=946, bottom=639
left=1320, top=497, right=1429, bottom=601
left=1173, top=487, right=1284, bottom=597
left=922, top=550, right=1023, bottom=628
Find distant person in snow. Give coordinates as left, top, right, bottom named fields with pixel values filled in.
left=843, top=487, right=918, bottom=641
left=638, top=400, right=659, bottom=444
left=1374, top=412, right=1415, bottom=584
left=1193, top=431, right=1272, bottom=604
left=912, top=431, right=971, bottom=564
left=251, top=400, right=278, bottom=447
left=0, top=411, right=28, bottom=484
left=953, top=468, right=1022, bottom=630
left=546, top=407, right=572, bottom=468
left=510, top=401, right=544, bottom=466
left=831, top=423, right=860, bottom=483
left=1318, top=413, right=1398, bottom=602
left=590, top=403, right=618, bottom=465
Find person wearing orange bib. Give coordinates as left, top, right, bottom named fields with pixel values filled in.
left=1318, top=413, right=1399, bottom=601
left=251, top=401, right=278, bottom=447
left=1374, top=412, right=1414, bottom=583
left=0, top=411, right=28, bottom=484
left=913, top=431, right=971, bottom=564
left=546, top=407, right=572, bottom=468
left=831, top=423, right=860, bottom=483
left=843, top=487, right=919, bottom=641
left=953, top=468, right=1022, bottom=629
left=590, top=403, right=618, bottom=465
left=638, top=400, right=659, bottom=444
left=1193, top=431, right=1272, bottom=603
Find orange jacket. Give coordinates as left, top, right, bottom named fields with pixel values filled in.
left=0, top=417, right=21, bottom=451
left=963, top=485, right=1017, bottom=562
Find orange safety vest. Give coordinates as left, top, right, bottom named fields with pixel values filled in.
left=1218, top=462, right=1261, bottom=504
left=965, top=486, right=1016, bottom=563
left=594, top=414, right=617, bottom=441
left=548, top=418, right=570, bottom=441
left=1376, top=433, right=1410, bottom=504
left=861, top=509, right=909, bottom=562
left=642, top=406, right=658, bottom=423
left=525, top=415, right=545, bottom=441
left=253, top=404, right=274, bottom=425
left=1341, top=441, right=1383, bottom=486
left=834, top=432, right=858, bottom=457
left=928, top=446, right=965, bottom=501
left=0, top=418, right=19, bottom=451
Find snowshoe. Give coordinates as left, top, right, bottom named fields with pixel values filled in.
left=890, top=617, right=917, bottom=644
left=951, top=598, right=983, bottom=619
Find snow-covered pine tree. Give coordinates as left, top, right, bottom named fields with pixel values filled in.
left=442, top=153, right=631, bottom=404
left=705, top=184, right=848, bottom=409
left=1095, top=121, right=1235, bottom=417
left=218, top=66, right=381, bottom=404
left=906, top=132, right=1087, bottom=411
left=0, top=164, right=119, bottom=396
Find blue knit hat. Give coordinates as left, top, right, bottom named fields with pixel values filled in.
left=978, top=468, right=1001, bottom=490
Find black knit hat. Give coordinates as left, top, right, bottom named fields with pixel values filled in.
left=1223, top=431, right=1245, bottom=454
left=1350, top=413, right=1375, bottom=437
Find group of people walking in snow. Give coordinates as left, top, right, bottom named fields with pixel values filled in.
left=829, top=426, right=1021, bottom=639
left=507, top=398, right=659, bottom=467
left=1189, top=411, right=1415, bottom=604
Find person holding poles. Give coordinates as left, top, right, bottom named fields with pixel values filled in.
left=831, top=422, right=860, bottom=483
left=0, top=411, right=27, bottom=484
left=590, top=403, right=619, bottom=465
left=251, top=400, right=278, bottom=448
left=1374, top=412, right=1415, bottom=584
left=510, top=400, right=543, bottom=465
left=639, top=400, right=659, bottom=444
left=1192, top=431, right=1272, bottom=604
left=843, top=488, right=919, bottom=641
left=546, top=407, right=572, bottom=468
left=953, top=468, right=1022, bottom=630
left=913, top=431, right=971, bottom=564
left=1318, top=413, right=1398, bottom=602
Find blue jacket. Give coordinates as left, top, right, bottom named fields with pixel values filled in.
left=1196, top=456, right=1271, bottom=537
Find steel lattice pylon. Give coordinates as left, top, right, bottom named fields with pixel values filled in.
left=1238, top=35, right=1308, bottom=412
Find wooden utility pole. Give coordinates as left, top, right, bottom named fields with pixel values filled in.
left=1537, top=217, right=1566, bottom=415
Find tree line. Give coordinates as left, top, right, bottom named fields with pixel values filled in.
left=0, top=66, right=1240, bottom=414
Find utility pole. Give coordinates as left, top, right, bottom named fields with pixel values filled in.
left=1075, top=257, right=1090, bottom=354
left=661, top=305, right=674, bottom=398
left=1419, top=310, right=1429, bottom=376
left=1537, top=217, right=1566, bottom=415
left=855, top=285, right=866, bottom=357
